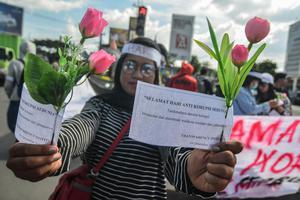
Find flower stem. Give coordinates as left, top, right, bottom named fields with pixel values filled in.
left=75, top=73, right=91, bottom=86
left=50, top=110, right=59, bottom=145
left=80, top=38, right=85, bottom=45
left=61, top=89, right=74, bottom=110
left=219, top=106, right=230, bottom=142
left=248, top=43, right=253, bottom=51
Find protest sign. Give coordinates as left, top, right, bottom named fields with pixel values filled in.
left=219, top=116, right=300, bottom=198
left=169, top=14, right=194, bottom=60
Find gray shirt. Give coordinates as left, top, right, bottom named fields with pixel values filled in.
left=4, top=59, right=24, bottom=101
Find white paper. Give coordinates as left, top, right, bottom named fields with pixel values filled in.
left=129, top=81, right=233, bottom=149
left=15, top=84, right=64, bottom=145
left=63, top=77, right=96, bottom=120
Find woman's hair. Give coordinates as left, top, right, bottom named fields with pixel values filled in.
left=257, top=83, right=277, bottom=103
left=113, top=37, right=161, bottom=90
left=242, top=75, right=260, bottom=87
left=157, top=43, right=168, bottom=65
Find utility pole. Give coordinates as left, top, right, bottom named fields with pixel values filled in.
left=99, top=32, right=105, bottom=50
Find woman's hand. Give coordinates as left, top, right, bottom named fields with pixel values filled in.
left=6, top=143, right=62, bottom=182
left=187, top=140, right=243, bottom=193
left=275, top=106, right=285, bottom=115
left=269, top=99, right=279, bottom=108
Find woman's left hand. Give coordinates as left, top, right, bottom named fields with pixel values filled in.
left=187, top=140, right=243, bottom=193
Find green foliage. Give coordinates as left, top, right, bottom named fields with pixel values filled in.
left=24, top=54, right=54, bottom=104
left=194, top=18, right=268, bottom=107
left=37, top=71, right=69, bottom=109
left=24, top=35, right=91, bottom=112
left=193, top=39, right=217, bottom=60
left=253, top=59, right=277, bottom=75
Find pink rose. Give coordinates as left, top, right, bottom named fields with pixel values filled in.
left=89, top=50, right=115, bottom=74
left=231, top=45, right=249, bottom=67
left=245, top=17, right=270, bottom=44
left=79, top=8, right=108, bottom=39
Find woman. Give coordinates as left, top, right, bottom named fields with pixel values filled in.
left=257, top=73, right=291, bottom=116
left=233, top=72, right=278, bottom=115
left=4, top=41, right=36, bottom=133
left=6, top=37, right=242, bottom=199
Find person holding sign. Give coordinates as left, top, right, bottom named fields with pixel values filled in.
left=7, top=37, right=242, bottom=199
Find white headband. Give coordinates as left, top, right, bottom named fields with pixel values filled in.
left=122, top=43, right=162, bottom=66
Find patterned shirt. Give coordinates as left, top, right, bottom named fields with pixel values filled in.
left=55, top=96, right=214, bottom=199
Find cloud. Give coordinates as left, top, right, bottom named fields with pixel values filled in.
left=11, top=0, right=298, bottom=71
left=103, top=8, right=136, bottom=29
left=1, top=0, right=87, bottom=12
left=140, top=0, right=300, bottom=70
left=66, top=17, right=80, bottom=40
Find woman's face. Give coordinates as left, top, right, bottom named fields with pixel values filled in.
left=259, top=82, right=269, bottom=93
left=120, top=54, right=156, bottom=96
left=249, top=80, right=259, bottom=89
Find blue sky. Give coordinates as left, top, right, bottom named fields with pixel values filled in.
left=2, top=0, right=300, bottom=71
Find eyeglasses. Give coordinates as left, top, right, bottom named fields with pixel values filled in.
left=122, top=60, right=156, bottom=77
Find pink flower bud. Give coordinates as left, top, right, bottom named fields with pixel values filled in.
left=231, top=45, right=249, bottom=67
left=89, top=50, right=115, bottom=74
left=245, top=17, right=270, bottom=44
left=79, top=8, right=108, bottom=39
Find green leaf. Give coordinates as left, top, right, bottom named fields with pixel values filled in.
left=193, top=39, right=217, bottom=60
left=220, top=33, right=230, bottom=56
left=76, top=64, right=90, bottom=83
left=224, top=58, right=235, bottom=95
left=222, top=42, right=234, bottom=67
left=207, top=17, right=229, bottom=105
left=24, top=54, right=54, bottom=104
left=217, top=64, right=225, bottom=97
left=37, top=71, right=69, bottom=108
left=232, top=43, right=267, bottom=99
left=58, top=48, right=62, bottom=57
left=59, top=56, right=67, bottom=67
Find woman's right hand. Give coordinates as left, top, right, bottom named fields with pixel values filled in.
left=269, top=99, right=279, bottom=108
left=6, top=143, right=62, bottom=182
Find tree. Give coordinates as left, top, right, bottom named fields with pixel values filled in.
left=33, top=39, right=65, bottom=64
left=253, top=59, right=277, bottom=75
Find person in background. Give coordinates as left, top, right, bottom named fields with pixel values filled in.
left=157, top=43, right=168, bottom=68
left=215, top=83, right=224, bottom=98
left=0, top=69, right=5, bottom=87
left=168, top=62, right=198, bottom=92
left=157, top=43, right=170, bottom=86
left=274, top=72, right=290, bottom=99
left=196, top=67, right=213, bottom=95
left=7, top=37, right=243, bottom=199
left=233, top=71, right=278, bottom=115
left=258, top=73, right=292, bottom=116
left=4, top=41, right=36, bottom=133
left=256, top=73, right=286, bottom=115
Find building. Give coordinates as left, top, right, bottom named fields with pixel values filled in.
left=285, top=20, right=300, bottom=93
